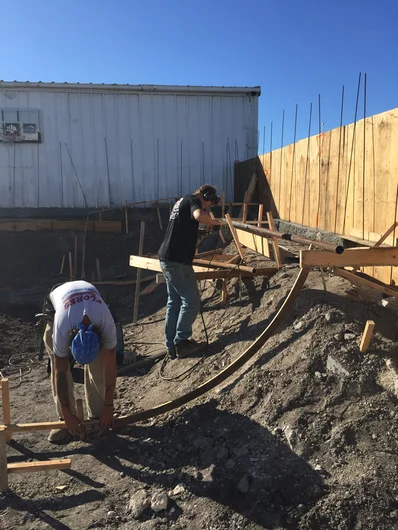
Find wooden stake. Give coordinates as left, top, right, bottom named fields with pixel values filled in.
left=155, top=203, right=163, bottom=230
left=221, top=279, right=228, bottom=306
left=359, top=320, right=375, bottom=353
left=95, top=258, right=101, bottom=282
left=1, top=379, right=11, bottom=443
left=266, top=212, right=282, bottom=268
left=221, top=191, right=226, bottom=218
left=133, top=221, right=145, bottom=323
left=209, top=212, right=225, bottom=244
left=125, top=201, right=129, bottom=234
left=224, top=213, right=247, bottom=263
left=74, top=235, right=78, bottom=279
left=257, top=204, right=264, bottom=228
left=60, top=255, right=66, bottom=275
left=76, top=398, right=85, bottom=440
left=242, top=202, right=248, bottom=223
left=68, top=252, right=73, bottom=281
left=0, top=428, right=7, bottom=492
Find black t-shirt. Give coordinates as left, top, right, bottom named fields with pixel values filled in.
left=158, top=195, right=202, bottom=264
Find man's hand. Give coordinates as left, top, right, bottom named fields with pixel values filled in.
left=63, top=409, right=85, bottom=436
left=99, top=405, right=115, bottom=432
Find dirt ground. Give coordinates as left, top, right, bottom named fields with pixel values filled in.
left=1, top=218, right=398, bottom=529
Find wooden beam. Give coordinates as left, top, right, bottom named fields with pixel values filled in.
left=266, top=212, right=282, bottom=268
left=0, top=220, right=121, bottom=233
left=301, top=247, right=398, bottom=268
left=221, top=191, right=225, bottom=218
left=195, top=249, right=224, bottom=259
left=93, top=275, right=156, bottom=286
left=359, top=320, right=375, bottom=353
left=140, top=281, right=159, bottom=296
left=133, top=221, right=145, bottom=324
left=225, top=213, right=247, bottom=263
left=1, top=379, right=11, bottom=443
left=333, top=268, right=398, bottom=299
left=7, top=459, right=72, bottom=474
left=373, top=222, right=398, bottom=247
left=3, top=419, right=98, bottom=433
left=192, top=259, right=256, bottom=274
left=0, top=429, right=7, bottom=492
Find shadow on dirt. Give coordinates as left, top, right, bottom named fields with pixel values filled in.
left=7, top=400, right=325, bottom=528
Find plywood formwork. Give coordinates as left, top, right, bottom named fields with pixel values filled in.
left=236, top=108, right=398, bottom=285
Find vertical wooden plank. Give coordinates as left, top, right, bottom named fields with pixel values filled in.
left=221, top=191, right=225, bottom=218
left=133, top=221, right=145, bottom=323
left=125, top=201, right=129, bottom=234
left=73, top=235, right=78, bottom=280
left=257, top=204, right=264, bottom=228
left=221, top=279, right=228, bottom=306
left=68, top=252, right=73, bottom=281
left=359, top=320, right=375, bottom=353
left=0, top=428, right=7, bottom=492
left=266, top=212, right=282, bottom=268
left=1, top=379, right=11, bottom=443
left=242, top=202, right=248, bottom=223
left=60, top=255, right=66, bottom=275
left=224, top=213, right=246, bottom=263
left=156, top=203, right=163, bottom=230
left=96, top=258, right=102, bottom=282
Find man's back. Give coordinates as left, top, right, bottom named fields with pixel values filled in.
left=158, top=195, right=202, bottom=264
left=50, top=281, right=116, bottom=357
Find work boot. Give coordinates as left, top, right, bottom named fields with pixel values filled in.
left=167, top=347, right=177, bottom=360
left=175, top=339, right=203, bottom=359
left=48, top=428, right=70, bottom=444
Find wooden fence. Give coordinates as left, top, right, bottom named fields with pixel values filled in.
left=235, top=107, right=398, bottom=285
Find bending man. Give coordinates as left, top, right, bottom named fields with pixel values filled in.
left=158, top=184, right=221, bottom=359
left=43, top=280, right=117, bottom=443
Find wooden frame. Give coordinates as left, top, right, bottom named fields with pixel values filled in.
left=301, top=247, right=398, bottom=268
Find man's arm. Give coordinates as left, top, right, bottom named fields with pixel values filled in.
left=193, top=209, right=220, bottom=227
left=54, top=355, right=84, bottom=435
left=99, top=347, right=117, bottom=431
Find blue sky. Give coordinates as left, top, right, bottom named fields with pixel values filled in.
left=3, top=0, right=398, bottom=151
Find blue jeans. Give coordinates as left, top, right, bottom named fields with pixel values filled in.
left=160, top=260, right=201, bottom=350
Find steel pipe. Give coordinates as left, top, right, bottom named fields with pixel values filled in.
left=231, top=220, right=344, bottom=254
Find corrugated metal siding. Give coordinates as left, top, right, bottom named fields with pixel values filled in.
left=0, top=87, right=259, bottom=208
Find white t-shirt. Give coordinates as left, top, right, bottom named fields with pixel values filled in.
left=49, top=280, right=117, bottom=357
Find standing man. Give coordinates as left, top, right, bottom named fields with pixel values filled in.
left=42, top=280, right=117, bottom=443
left=158, top=184, right=221, bottom=359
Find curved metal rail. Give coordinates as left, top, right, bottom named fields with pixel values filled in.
left=115, top=267, right=309, bottom=428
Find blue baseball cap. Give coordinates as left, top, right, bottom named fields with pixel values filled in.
left=71, top=323, right=100, bottom=364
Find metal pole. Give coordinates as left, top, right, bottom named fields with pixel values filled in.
left=230, top=220, right=345, bottom=254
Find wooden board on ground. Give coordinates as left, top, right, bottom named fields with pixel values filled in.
left=0, top=219, right=121, bottom=233
left=301, top=247, right=398, bottom=268
left=7, top=459, right=72, bottom=474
